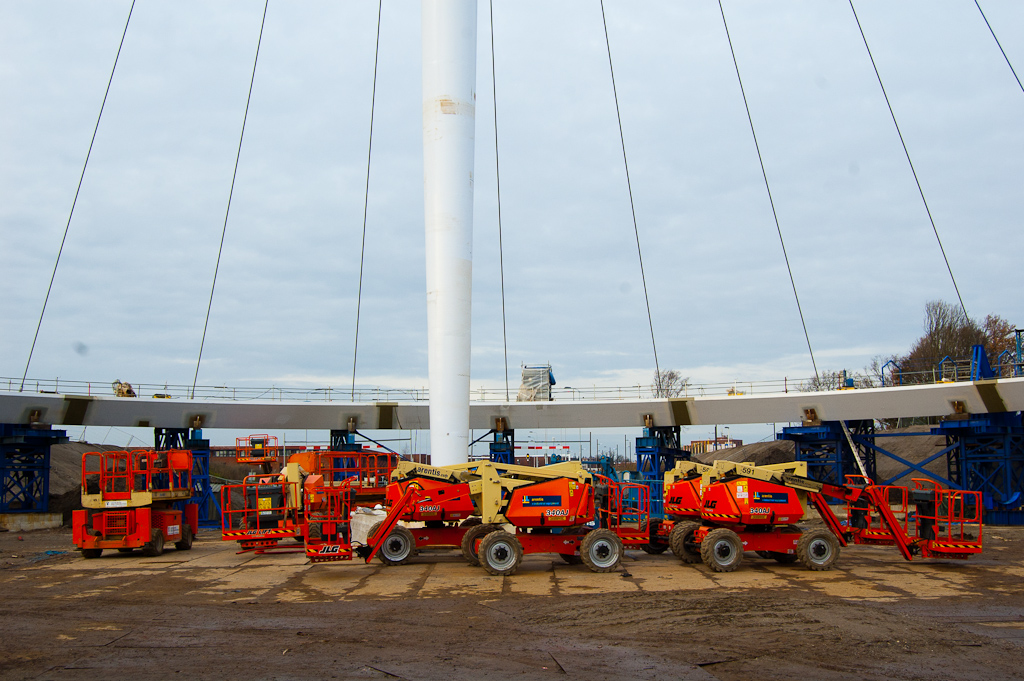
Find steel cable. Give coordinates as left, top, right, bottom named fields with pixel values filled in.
left=600, top=0, right=661, bottom=381
left=19, top=0, right=137, bottom=391
left=191, top=0, right=269, bottom=398
left=350, top=0, right=384, bottom=401
left=848, top=0, right=968, bottom=320
left=489, top=0, right=511, bottom=401
left=975, top=0, right=1024, bottom=96
left=718, top=0, right=819, bottom=379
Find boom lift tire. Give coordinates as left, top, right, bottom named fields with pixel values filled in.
left=638, top=520, right=668, bottom=554
left=581, top=528, right=623, bottom=573
left=797, top=528, right=839, bottom=571
left=174, top=525, right=193, bottom=551
left=371, top=523, right=415, bottom=566
left=459, top=517, right=482, bottom=528
left=82, top=548, right=103, bottom=559
left=669, top=521, right=703, bottom=564
left=478, top=530, right=523, bottom=576
left=142, top=529, right=165, bottom=557
left=461, top=523, right=500, bottom=566
left=701, top=527, right=743, bottom=572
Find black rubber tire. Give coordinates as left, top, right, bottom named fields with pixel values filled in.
left=581, top=529, right=623, bottom=573
left=459, top=517, right=482, bottom=528
left=797, top=528, right=839, bottom=571
left=376, top=524, right=415, bottom=566
left=367, top=520, right=385, bottom=546
left=478, top=531, right=523, bottom=576
left=460, top=523, right=498, bottom=566
left=82, top=548, right=103, bottom=559
left=641, top=541, right=669, bottom=555
left=142, top=529, right=165, bottom=557
left=174, top=524, right=193, bottom=551
left=669, top=521, right=703, bottom=564
left=771, top=551, right=799, bottom=564
left=559, top=553, right=583, bottom=565
left=700, top=528, right=743, bottom=572
left=116, top=548, right=134, bottom=554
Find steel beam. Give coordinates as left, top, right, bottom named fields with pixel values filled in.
left=2, top=378, right=1024, bottom=431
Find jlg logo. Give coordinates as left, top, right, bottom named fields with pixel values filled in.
left=704, top=500, right=718, bottom=509
left=318, top=545, right=341, bottom=555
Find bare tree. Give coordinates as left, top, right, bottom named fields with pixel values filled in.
left=801, top=370, right=845, bottom=392
left=802, top=369, right=872, bottom=392
left=653, top=369, right=689, bottom=397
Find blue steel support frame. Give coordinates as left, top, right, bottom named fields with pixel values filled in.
left=0, top=424, right=67, bottom=513
left=635, top=425, right=687, bottom=519
left=779, top=420, right=877, bottom=488
left=329, top=429, right=364, bottom=482
left=936, top=413, right=1024, bottom=524
left=488, top=429, right=515, bottom=465
left=155, top=427, right=220, bottom=529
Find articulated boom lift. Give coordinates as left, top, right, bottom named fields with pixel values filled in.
left=357, top=460, right=591, bottom=569
left=358, top=460, right=662, bottom=576
left=663, top=459, right=983, bottom=572
left=72, top=449, right=198, bottom=558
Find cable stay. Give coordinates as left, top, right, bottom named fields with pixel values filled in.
left=191, top=0, right=269, bottom=398
left=975, top=1, right=1024, bottom=96
left=19, top=0, right=137, bottom=391
left=848, top=1, right=968, bottom=320
left=489, top=0, right=511, bottom=401
left=350, top=1, right=384, bottom=401
left=600, top=1, right=661, bottom=381
left=717, top=0, right=819, bottom=380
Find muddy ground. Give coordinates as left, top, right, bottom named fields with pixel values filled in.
left=1, top=525, right=1023, bottom=680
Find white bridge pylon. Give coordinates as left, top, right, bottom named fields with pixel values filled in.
left=2, top=378, right=1023, bottom=431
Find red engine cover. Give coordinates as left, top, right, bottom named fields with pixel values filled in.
left=664, top=476, right=704, bottom=518
left=385, top=478, right=476, bottom=522
left=701, top=477, right=805, bottom=526
left=504, top=478, right=594, bottom=528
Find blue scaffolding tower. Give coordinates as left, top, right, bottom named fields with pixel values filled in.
left=937, top=413, right=1024, bottom=525
left=778, top=420, right=877, bottom=488
left=635, top=423, right=687, bottom=518
left=155, top=427, right=219, bottom=529
left=488, top=429, right=515, bottom=465
left=0, top=423, right=67, bottom=513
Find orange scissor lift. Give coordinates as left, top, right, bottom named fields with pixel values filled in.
left=301, top=451, right=398, bottom=563
left=220, top=446, right=318, bottom=554
left=220, top=446, right=398, bottom=557
left=72, top=449, right=198, bottom=558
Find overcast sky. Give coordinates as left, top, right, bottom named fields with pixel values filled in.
left=2, top=1, right=1023, bottom=448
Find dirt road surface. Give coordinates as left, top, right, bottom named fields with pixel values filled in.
left=2, top=526, right=1023, bottom=680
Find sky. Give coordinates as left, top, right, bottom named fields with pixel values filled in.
left=1, top=1, right=1023, bottom=450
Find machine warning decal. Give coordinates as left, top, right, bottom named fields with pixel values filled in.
left=522, top=495, right=562, bottom=507
left=753, top=491, right=789, bottom=504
